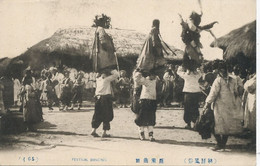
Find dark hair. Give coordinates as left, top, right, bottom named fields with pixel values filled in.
left=140, top=71, right=150, bottom=77
left=233, top=65, right=240, bottom=75
left=45, top=72, right=52, bottom=79
left=26, top=70, right=31, bottom=75
left=100, top=68, right=111, bottom=76
left=185, top=59, right=197, bottom=71
left=23, top=75, right=33, bottom=86
left=95, top=17, right=105, bottom=28
left=152, top=19, right=160, bottom=29
left=189, top=11, right=201, bottom=26
left=217, top=62, right=227, bottom=71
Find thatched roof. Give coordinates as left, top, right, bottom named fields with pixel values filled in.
left=210, top=21, right=256, bottom=60
left=0, top=58, right=11, bottom=69
left=2, top=27, right=183, bottom=77
left=0, top=57, right=24, bottom=78
left=0, top=58, right=11, bottom=75
left=31, top=27, right=183, bottom=60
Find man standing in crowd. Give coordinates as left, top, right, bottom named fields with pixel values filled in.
left=21, top=67, right=42, bottom=131
left=204, top=62, right=244, bottom=151
left=90, top=69, right=119, bottom=138
left=70, top=72, right=85, bottom=110
left=59, top=70, right=73, bottom=111
left=134, top=71, right=157, bottom=141
left=242, top=73, right=256, bottom=148
left=177, top=65, right=202, bottom=129
left=162, top=68, right=175, bottom=107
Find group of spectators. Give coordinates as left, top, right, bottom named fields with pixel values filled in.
left=0, top=66, right=98, bottom=131
left=180, top=61, right=256, bottom=151
left=0, top=61, right=256, bottom=150
left=129, top=60, right=255, bottom=149
left=16, top=65, right=184, bottom=111
left=12, top=67, right=98, bottom=111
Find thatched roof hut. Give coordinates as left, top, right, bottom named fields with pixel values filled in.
left=210, top=21, right=256, bottom=71
left=0, top=58, right=12, bottom=76
left=32, top=27, right=183, bottom=58
left=0, top=57, right=24, bottom=79
left=5, top=27, right=183, bottom=77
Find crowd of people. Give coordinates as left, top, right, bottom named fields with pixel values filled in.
left=131, top=60, right=256, bottom=150
left=0, top=62, right=255, bottom=147
left=5, top=64, right=184, bottom=113
left=12, top=67, right=98, bottom=111
left=0, top=14, right=256, bottom=152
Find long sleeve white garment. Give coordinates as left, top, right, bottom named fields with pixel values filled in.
left=177, top=66, right=202, bottom=93
left=138, top=76, right=157, bottom=100
left=95, top=70, right=119, bottom=96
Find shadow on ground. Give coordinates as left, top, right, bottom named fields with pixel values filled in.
left=111, top=135, right=140, bottom=141
left=156, top=139, right=255, bottom=153
left=49, top=108, right=94, bottom=113
left=155, top=126, right=190, bottom=130
left=37, top=130, right=88, bottom=136
left=36, top=121, right=57, bottom=129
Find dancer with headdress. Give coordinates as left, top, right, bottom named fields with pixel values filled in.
left=179, top=11, right=218, bottom=69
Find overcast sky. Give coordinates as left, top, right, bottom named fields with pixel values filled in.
left=0, top=0, right=256, bottom=60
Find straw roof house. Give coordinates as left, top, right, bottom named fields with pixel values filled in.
left=5, top=27, right=183, bottom=76
left=31, top=27, right=183, bottom=58
left=0, top=58, right=12, bottom=76
left=210, top=21, right=256, bottom=70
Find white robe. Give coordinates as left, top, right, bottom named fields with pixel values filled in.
left=243, top=75, right=256, bottom=131
left=13, top=79, right=21, bottom=102
left=206, top=76, right=244, bottom=135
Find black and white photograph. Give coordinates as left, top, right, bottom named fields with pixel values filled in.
left=0, top=0, right=257, bottom=165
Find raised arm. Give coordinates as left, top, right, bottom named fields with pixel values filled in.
left=105, top=70, right=120, bottom=82
left=176, top=66, right=186, bottom=79
left=244, top=75, right=256, bottom=94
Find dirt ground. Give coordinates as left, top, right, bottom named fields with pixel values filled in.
left=0, top=104, right=256, bottom=165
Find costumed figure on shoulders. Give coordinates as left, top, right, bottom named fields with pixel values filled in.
left=136, top=19, right=176, bottom=73
left=91, top=15, right=117, bottom=73
left=90, top=14, right=120, bottom=137
left=133, top=19, right=175, bottom=141
left=179, top=11, right=218, bottom=69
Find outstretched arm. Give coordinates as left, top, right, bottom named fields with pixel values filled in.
left=176, top=66, right=185, bottom=79
left=105, top=70, right=120, bottom=82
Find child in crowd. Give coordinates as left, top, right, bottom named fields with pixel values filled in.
left=70, top=72, right=85, bottom=110
left=118, top=70, right=130, bottom=108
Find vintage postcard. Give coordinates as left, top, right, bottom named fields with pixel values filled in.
left=0, top=0, right=257, bottom=165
